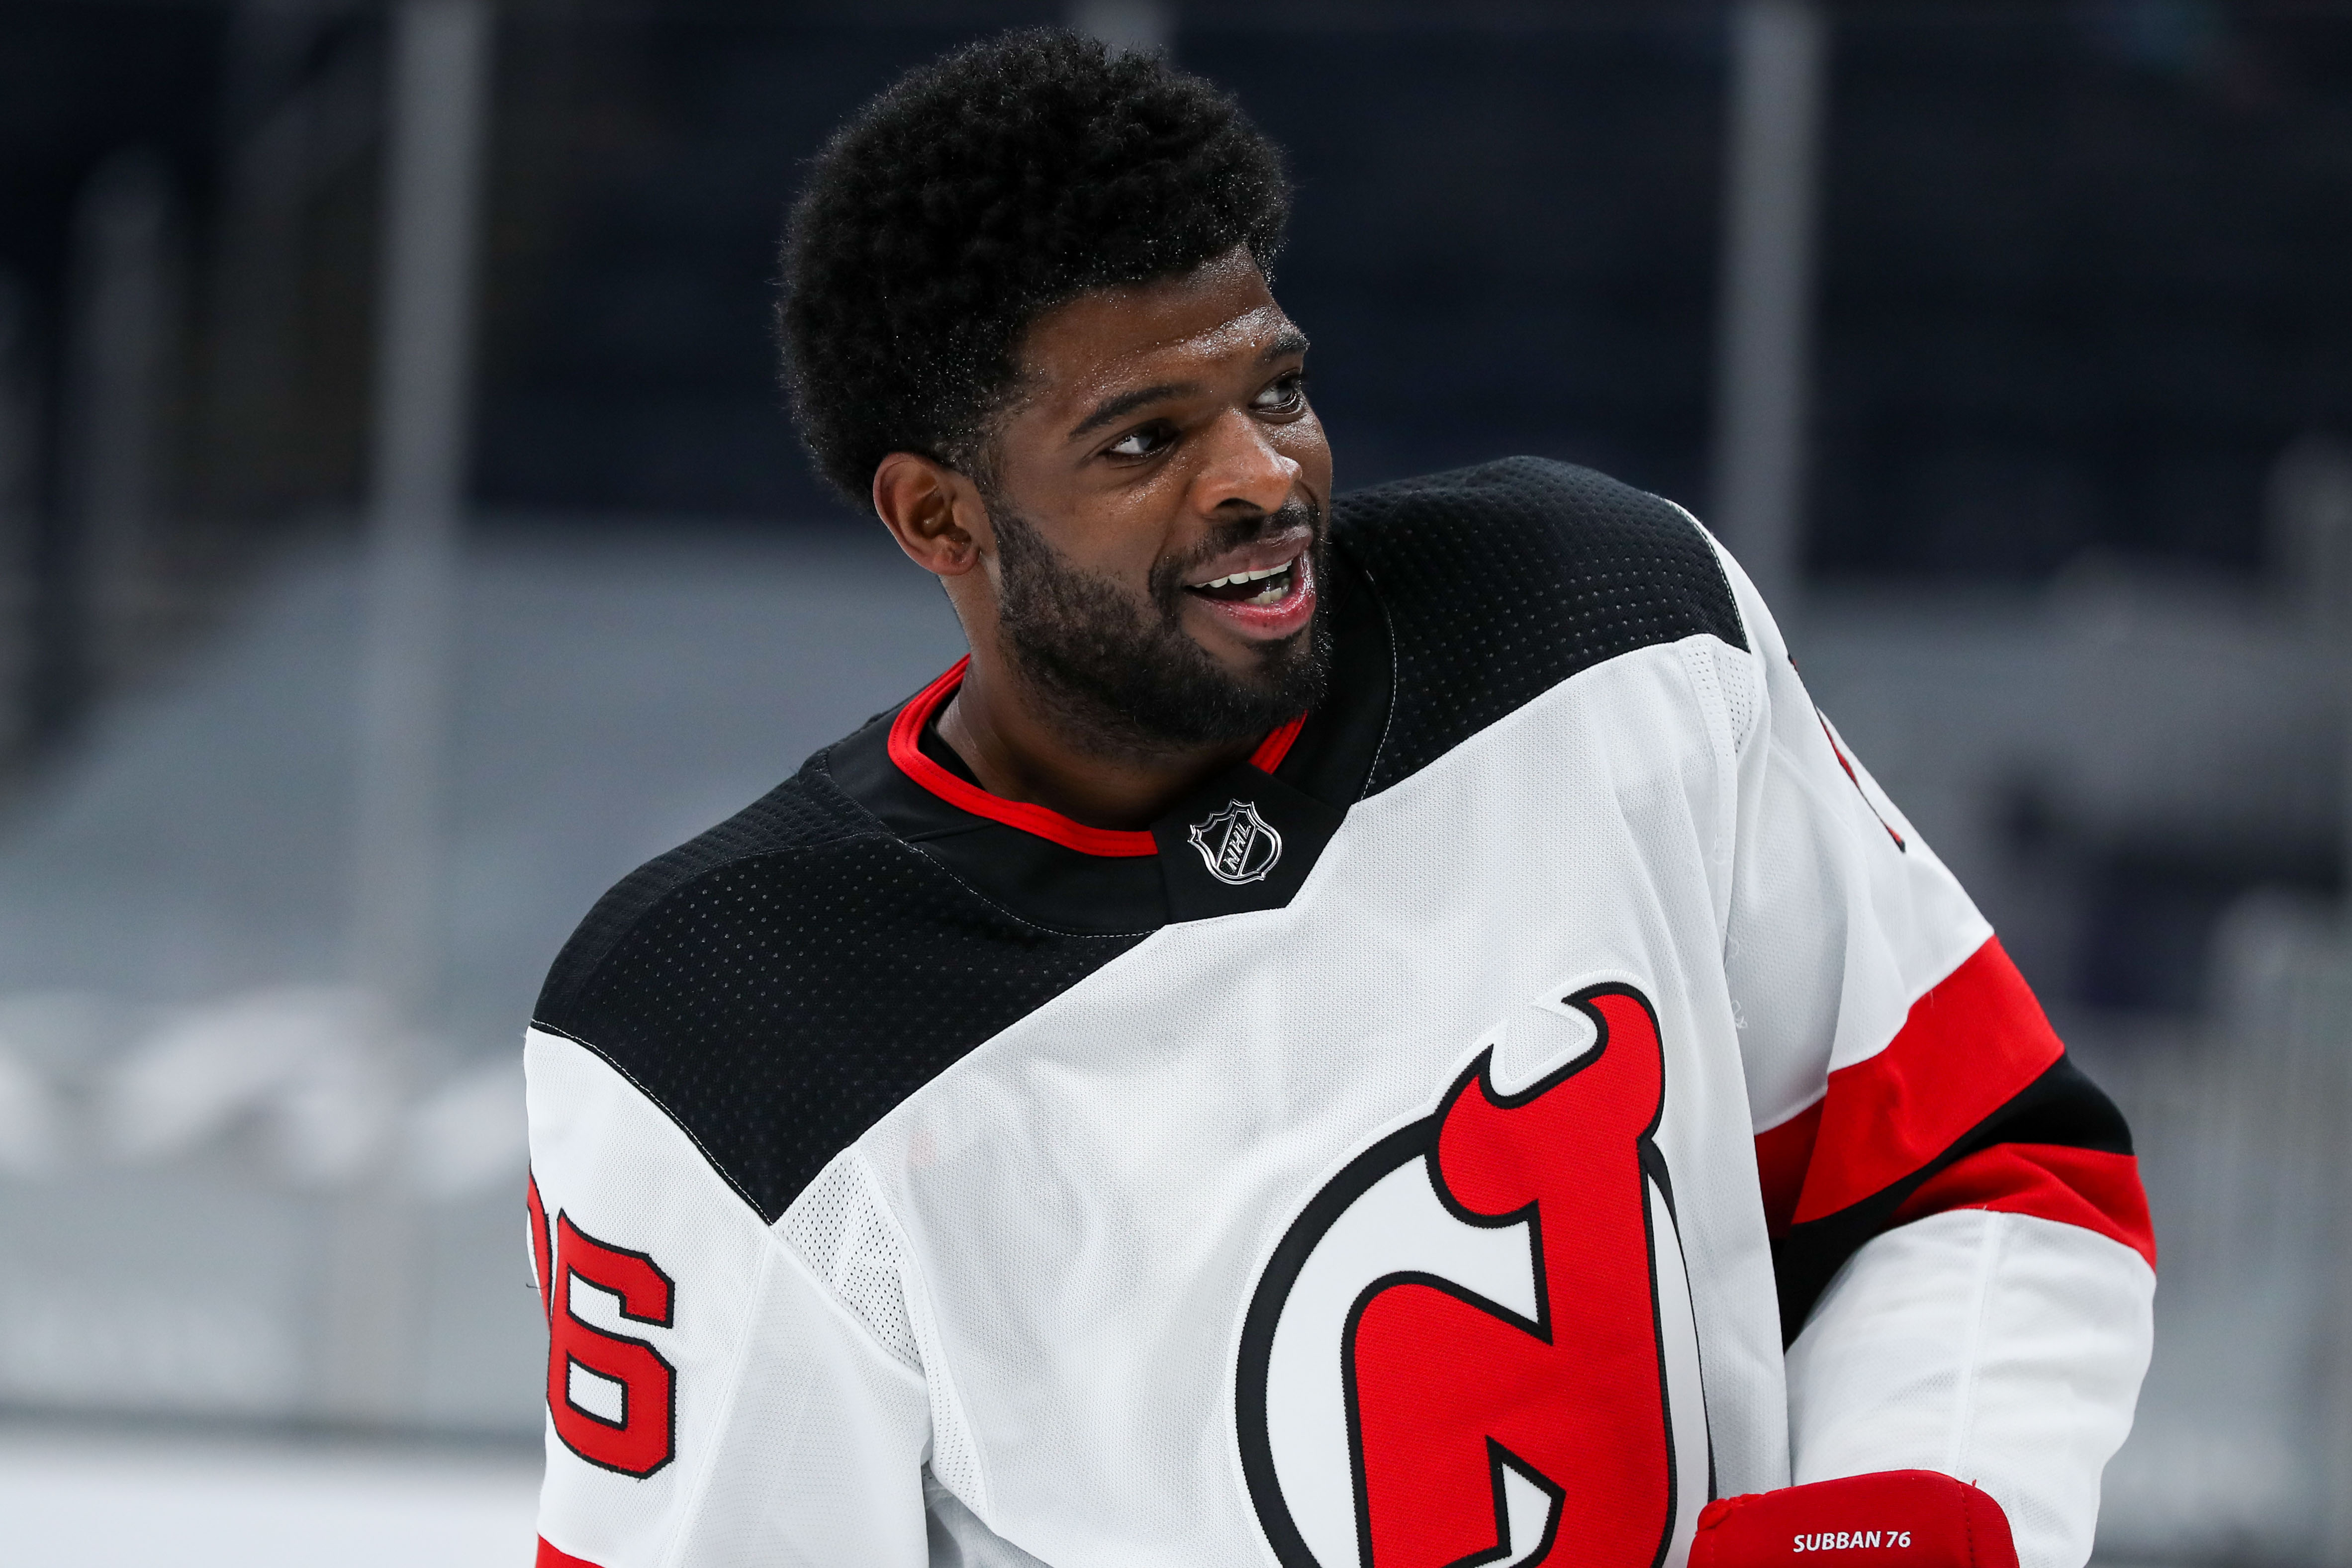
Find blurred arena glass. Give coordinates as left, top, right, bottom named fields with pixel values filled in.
left=1, top=1, right=2352, bottom=1564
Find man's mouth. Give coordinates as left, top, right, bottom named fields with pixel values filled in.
left=1179, top=546, right=1317, bottom=641
left=1186, top=556, right=1301, bottom=607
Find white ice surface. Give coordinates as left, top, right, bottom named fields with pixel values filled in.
left=0, top=1424, right=539, bottom=1568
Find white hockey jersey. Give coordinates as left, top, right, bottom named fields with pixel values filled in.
left=522, top=458, right=2154, bottom=1568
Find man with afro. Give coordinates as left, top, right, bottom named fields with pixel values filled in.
left=523, top=29, right=2152, bottom=1568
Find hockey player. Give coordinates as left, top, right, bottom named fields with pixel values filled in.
left=523, top=30, right=2153, bottom=1568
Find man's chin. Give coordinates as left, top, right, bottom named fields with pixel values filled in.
left=1192, top=598, right=1327, bottom=685
left=1026, top=629, right=1327, bottom=763
left=1186, top=627, right=1314, bottom=688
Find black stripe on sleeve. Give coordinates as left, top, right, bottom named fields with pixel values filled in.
left=1772, top=1054, right=2135, bottom=1344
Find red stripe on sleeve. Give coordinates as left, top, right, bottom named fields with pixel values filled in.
left=1753, top=1099, right=1822, bottom=1237
left=1790, top=936, right=2064, bottom=1225
left=1892, top=1142, right=2156, bottom=1268
left=538, top=1538, right=604, bottom=1568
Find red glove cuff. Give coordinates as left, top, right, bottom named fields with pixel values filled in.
left=1689, top=1471, right=2018, bottom=1568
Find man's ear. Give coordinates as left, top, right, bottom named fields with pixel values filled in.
left=873, top=452, right=990, bottom=578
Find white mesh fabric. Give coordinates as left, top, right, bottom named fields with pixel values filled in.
left=777, top=1151, right=994, bottom=1509
left=1710, top=636, right=1758, bottom=754
left=1680, top=634, right=1726, bottom=729
left=1678, top=632, right=1759, bottom=766
left=912, top=1290, right=987, bottom=1517
left=1661, top=495, right=1759, bottom=755
left=781, top=1149, right=921, bottom=1369
left=668, top=1240, right=934, bottom=1568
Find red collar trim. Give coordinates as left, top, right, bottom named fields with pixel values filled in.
left=1252, top=709, right=1308, bottom=773
left=886, top=658, right=1308, bottom=859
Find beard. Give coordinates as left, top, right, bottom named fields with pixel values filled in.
left=985, top=489, right=1333, bottom=764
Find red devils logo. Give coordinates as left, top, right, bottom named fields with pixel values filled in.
left=1236, top=985, right=1709, bottom=1568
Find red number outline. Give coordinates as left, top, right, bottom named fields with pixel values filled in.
left=528, top=1175, right=554, bottom=1322
left=547, top=1210, right=677, bottom=1477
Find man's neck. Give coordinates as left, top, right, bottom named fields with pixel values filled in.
left=935, top=655, right=1252, bottom=831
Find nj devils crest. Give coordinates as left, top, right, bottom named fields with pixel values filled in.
left=1236, top=985, right=1710, bottom=1568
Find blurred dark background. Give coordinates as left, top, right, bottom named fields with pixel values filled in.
left=13, top=5, right=2351, bottom=551
left=4, top=2, right=2352, bottom=1561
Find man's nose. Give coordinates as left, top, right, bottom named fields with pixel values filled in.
left=1193, top=407, right=1301, bottom=518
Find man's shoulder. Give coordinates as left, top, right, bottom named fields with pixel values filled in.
left=1329, top=456, right=1747, bottom=646
left=529, top=736, right=1146, bottom=1221
left=533, top=751, right=878, bottom=1028
left=1331, top=456, right=1750, bottom=793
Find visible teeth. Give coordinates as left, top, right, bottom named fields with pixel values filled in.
left=1197, top=562, right=1291, bottom=590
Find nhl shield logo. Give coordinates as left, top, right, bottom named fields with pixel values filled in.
left=1189, top=798, right=1284, bottom=886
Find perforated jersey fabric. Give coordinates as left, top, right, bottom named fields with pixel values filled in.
left=1709, top=636, right=1758, bottom=751
left=780, top=1149, right=920, bottom=1369
left=1334, top=456, right=1747, bottom=794
left=522, top=457, right=2151, bottom=1568
left=536, top=794, right=1145, bottom=1222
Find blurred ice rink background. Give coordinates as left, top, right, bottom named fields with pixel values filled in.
left=4, top=0, right=2352, bottom=1562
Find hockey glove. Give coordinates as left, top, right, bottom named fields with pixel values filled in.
left=1688, top=1470, right=2018, bottom=1568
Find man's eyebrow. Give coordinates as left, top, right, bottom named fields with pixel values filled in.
left=1069, top=381, right=1194, bottom=441
left=1258, top=327, right=1311, bottom=364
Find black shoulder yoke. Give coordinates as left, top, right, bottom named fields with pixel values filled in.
left=1332, top=455, right=1747, bottom=795
left=533, top=751, right=1147, bottom=1222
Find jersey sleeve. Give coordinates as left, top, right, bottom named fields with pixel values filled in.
left=1707, top=538, right=2155, bottom=1568
left=524, top=1025, right=933, bottom=1568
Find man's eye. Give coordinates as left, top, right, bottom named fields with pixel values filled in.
left=1253, top=372, right=1307, bottom=413
left=1107, top=423, right=1171, bottom=459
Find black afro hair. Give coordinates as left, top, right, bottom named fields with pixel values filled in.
left=778, top=28, right=1290, bottom=507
